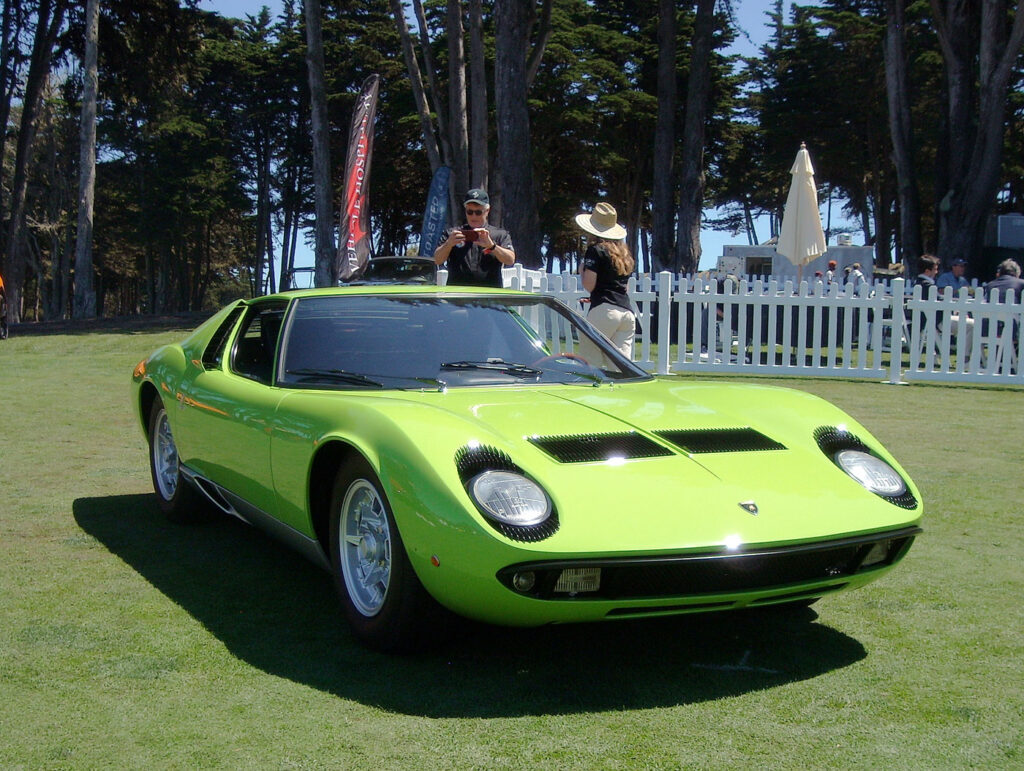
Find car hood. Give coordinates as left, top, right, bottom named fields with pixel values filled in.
left=305, top=378, right=921, bottom=553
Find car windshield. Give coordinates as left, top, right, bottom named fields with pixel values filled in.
left=278, top=294, right=650, bottom=389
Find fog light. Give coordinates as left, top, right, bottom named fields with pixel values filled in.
left=861, top=540, right=891, bottom=568
left=554, top=567, right=601, bottom=594
left=512, top=571, right=536, bottom=593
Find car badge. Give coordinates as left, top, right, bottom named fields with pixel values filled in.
left=739, top=501, right=758, bottom=515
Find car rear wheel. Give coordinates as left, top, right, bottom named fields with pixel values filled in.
left=329, top=457, right=448, bottom=652
left=148, top=400, right=206, bottom=523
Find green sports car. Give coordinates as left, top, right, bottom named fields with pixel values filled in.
left=132, top=286, right=922, bottom=651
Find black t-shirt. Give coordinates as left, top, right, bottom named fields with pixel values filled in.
left=443, top=224, right=514, bottom=287
left=583, top=243, right=631, bottom=312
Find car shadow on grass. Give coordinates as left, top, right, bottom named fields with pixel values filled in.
left=75, top=493, right=867, bottom=718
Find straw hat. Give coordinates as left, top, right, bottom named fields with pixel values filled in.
left=574, top=202, right=627, bottom=240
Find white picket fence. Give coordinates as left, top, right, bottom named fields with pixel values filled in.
left=490, top=266, right=1023, bottom=385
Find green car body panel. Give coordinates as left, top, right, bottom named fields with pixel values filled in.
left=132, top=287, right=922, bottom=628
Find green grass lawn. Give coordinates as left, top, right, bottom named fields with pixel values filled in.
left=1, top=328, right=1021, bottom=768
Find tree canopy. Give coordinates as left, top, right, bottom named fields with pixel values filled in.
left=0, top=0, right=1021, bottom=321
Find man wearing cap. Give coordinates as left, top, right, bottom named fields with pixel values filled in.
left=937, top=258, right=969, bottom=294
left=433, top=188, right=515, bottom=287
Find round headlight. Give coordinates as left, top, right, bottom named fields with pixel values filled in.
left=469, top=471, right=551, bottom=526
left=835, top=450, right=907, bottom=496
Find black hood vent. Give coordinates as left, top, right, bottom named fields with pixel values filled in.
left=528, top=432, right=674, bottom=463
left=656, top=427, right=786, bottom=454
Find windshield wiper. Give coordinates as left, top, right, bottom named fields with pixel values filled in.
left=285, top=368, right=384, bottom=388
left=440, top=360, right=542, bottom=378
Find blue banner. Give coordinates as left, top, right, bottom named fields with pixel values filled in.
left=419, top=165, right=451, bottom=257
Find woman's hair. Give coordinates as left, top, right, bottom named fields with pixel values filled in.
left=600, top=240, right=635, bottom=276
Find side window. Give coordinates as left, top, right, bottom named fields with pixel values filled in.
left=201, top=305, right=245, bottom=369
left=230, top=303, right=287, bottom=383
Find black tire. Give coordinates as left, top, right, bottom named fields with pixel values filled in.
left=328, top=456, right=450, bottom=652
left=147, top=400, right=208, bottom=523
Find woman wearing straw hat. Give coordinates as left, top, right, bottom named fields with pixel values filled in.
left=574, top=202, right=635, bottom=365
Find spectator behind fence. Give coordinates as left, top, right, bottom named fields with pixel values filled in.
left=574, top=202, right=635, bottom=367
left=914, top=254, right=975, bottom=362
left=825, top=260, right=837, bottom=285
left=983, top=258, right=1024, bottom=304
left=913, top=255, right=939, bottom=291
left=937, top=258, right=969, bottom=294
left=849, top=262, right=866, bottom=289
left=983, top=259, right=1024, bottom=350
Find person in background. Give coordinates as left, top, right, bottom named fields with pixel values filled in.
left=915, top=254, right=975, bottom=362
left=849, top=262, right=866, bottom=289
left=433, top=188, right=515, bottom=287
left=825, top=259, right=837, bottom=285
left=983, top=258, right=1024, bottom=358
left=914, top=254, right=939, bottom=291
left=937, top=258, right=969, bottom=294
left=983, top=258, right=1024, bottom=304
left=574, top=202, right=635, bottom=366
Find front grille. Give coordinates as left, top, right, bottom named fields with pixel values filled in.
left=656, top=427, right=786, bottom=454
left=497, top=528, right=920, bottom=600
left=528, top=432, right=674, bottom=463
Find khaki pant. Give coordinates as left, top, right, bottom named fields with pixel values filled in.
left=579, top=303, right=635, bottom=368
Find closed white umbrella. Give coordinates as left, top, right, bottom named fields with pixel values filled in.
left=776, top=143, right=826, bottom=278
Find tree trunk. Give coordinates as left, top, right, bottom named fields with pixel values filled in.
left=0, top=0, right=26, bottom=232
left=304, top=0, right=337, bottom=286
left=390, top=0, right=441, bottom=172
left=4, top=0, right=64, bottom=324
left=524, top=0, right=553, bottom=89
left=930, top=0, right=1024, bottom=266
left=494, top=0, right=542, bottom=267
left=254, top=149, right=267, bottom=294
left=651, top=0, right=677, bottom=271
left=413, top=0, right=451, bottom=165
left=675, top=0, right=715, bottom=274
left=743, top=200, right=758, bottom=245
left=468, top=0, right=488, bottom=188
left=73, top=0, right=99, bottom=319
left=447, top=1, right=470, bottom=210
left=884, top=0, right=923, bottom=265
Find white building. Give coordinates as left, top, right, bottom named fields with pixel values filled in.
left=717, top=243, right=876, bottom=280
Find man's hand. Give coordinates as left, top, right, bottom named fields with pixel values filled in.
left=474, top=229, right=495, bottom=250
left=434, top=228, right=466, bottom=265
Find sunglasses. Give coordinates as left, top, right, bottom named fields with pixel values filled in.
left=465, top=208, right=486, bottom=216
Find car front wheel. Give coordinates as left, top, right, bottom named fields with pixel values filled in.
left=148, top=400, right=206, bottom=523
left=328, top=457, right=448, bottom=652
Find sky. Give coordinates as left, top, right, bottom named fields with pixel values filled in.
left=198, top=0, right=857, bottom=272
